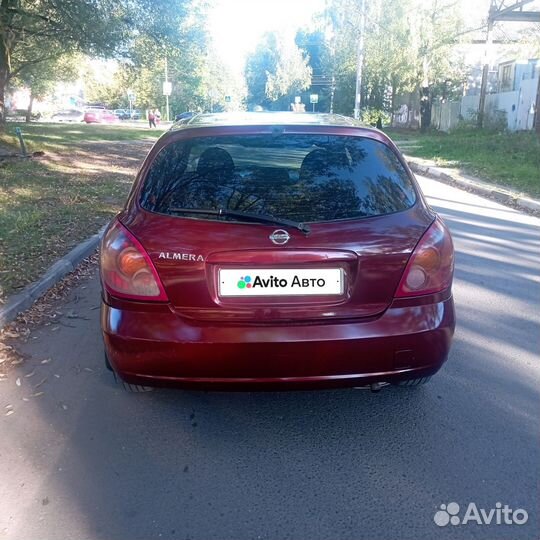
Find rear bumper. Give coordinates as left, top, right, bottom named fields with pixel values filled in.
left=102, top=295, right=455, bottom=390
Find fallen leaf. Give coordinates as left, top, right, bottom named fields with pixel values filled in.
left=54, top=374, right=60, bottom=379
left=40, top=358, right=52, bottom=364
left=15, top=378, right=21, bottom=386
left=22, top=397, right=29, bottom=402
left=5, top=410, right=14, bottom=416
left=31, top=391, right=44, bottom=397
left=83, top=367, right=93, bottom=373
left=5, top=404, right=13, bottom=410
left=34, top=378, right=47, bottom=389
left=24, top=370, right=35, bottom=378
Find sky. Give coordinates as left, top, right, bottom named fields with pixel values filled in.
left=208, top=0, right=493, bottom=74
left=209, top=0, right=539, bottom=76
left=209, top=0, right=326, bottom=74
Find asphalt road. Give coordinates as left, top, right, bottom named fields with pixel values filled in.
left=1, top=175, right=539, bottom=540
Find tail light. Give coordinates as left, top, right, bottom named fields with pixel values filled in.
left=100, top=220, right=168, bottom=301
left=395, top=218, right=454, bottom=297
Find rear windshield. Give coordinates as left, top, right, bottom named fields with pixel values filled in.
left=140, top=134, right=417, bottom=223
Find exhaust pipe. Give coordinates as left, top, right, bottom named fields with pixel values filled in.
left=354, top=382, right=390, bottom=392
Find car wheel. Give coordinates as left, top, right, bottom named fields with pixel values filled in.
left=120, top=380, right=154, bottom=393
left=393, top=376, right=432, bottom=387
left=104, top=350, right=113, bottom=371
left=112, top=370, right=154, bottom=393
left=105, top=351, right=153, bottom=392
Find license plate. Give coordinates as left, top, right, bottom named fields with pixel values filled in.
left=219, top=268, right=344, bottom=297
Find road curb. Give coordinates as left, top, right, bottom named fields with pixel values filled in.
left=0, top=225, right=107, bottom=329
left=407, top=159, right=540, bottom=214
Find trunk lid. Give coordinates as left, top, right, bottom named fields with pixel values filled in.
left=122, top=205, right=433, bottom=323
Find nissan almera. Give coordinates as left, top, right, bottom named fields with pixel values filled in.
left=100, top=112, right=455, bottom=391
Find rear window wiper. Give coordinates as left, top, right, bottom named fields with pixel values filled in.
left=169, top=207, right=311, bottom=234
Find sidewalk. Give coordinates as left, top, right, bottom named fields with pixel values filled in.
left=392, top=139, right=540, bottom=215
left=406, top=156, right=540, bottom=214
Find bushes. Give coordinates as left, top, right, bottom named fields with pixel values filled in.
left=361, top=108, right=391, bottom=127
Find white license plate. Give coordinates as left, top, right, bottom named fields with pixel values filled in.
left=219, top=268, right=344, bottom=297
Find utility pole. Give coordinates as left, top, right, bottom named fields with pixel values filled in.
left=477, top=6, right=495, bottom=129
left=353, top=0, right=366, bottom=120
left=535, top=71, right=540, bottom=135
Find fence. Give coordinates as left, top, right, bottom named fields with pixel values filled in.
left=393, top=76, right=538, bottom=131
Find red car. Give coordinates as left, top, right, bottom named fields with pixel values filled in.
left=84, top=107, right=119, bottom=124
left=100, top=113, right=455, bottom=392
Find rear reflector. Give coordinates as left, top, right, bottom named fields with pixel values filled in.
left=100, top=220, right=168, bottom=301
left=395, top=218, right=454, bottom=297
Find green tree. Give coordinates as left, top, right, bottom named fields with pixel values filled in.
left=0, top=0, right=193, bottom=126
left=81, top=2, right=238, bottom=118
left=295, top=29, right=333, bottom=112
left=321, top=0, right=465, bottom=127
left=245, top=32, right=311, bottom=110
left=11, top=38, right=79, bottom=121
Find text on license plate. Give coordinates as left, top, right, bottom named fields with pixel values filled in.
left=219, top=268, right=343, bottom=297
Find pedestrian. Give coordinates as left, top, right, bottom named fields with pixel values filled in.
left=148, top=109, right=156, bottom=128
left=154, top=108, right=161, bottom=126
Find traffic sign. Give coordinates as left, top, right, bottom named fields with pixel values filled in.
left=163, top=81, right=172, bottom=96
left=310, top=94, right=319, bottom=104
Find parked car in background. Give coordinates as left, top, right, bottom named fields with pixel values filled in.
left=174, top=111, right=196, bottom=122
left=130, top=109, right=142, bottom=120
left=51, top=109, right=84, bottom=122
left=83, top=106, right=105, bottom=123
left=100, top=112, right=455, bottom=392
left=114, top=109, right=130, bottom=120
left=84, top=107, right=119, bottom=124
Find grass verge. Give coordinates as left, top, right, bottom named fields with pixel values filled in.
left=386, top=128, right=540, bottom=198
left=0, top=122, right=159, bottom=303
left=0, top=121, right=164, bottom=153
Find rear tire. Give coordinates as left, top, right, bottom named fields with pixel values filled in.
left=104, top=350, right=113, bottom=371
left=107, top=355, right=154, bottom=392
left=394, top=376, right=432, bottom=387
left=120, top=381, right=154, bottom=393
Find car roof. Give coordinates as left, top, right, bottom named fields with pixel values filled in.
left=170, top=112, right=370, bottom=132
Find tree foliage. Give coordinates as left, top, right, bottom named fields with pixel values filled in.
left=82, top=2, right=239, bottom=118
left=245, top=32, right=311, bottom=110
left=0, top=0, right=194, bottom=124
left=292, top=0, right=466, bottom=126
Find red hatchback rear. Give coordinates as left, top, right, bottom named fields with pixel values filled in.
left=100, top=113, right=455, bottom=391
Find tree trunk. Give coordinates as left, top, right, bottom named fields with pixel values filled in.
left=0, top=60, right=8, bottom=128
left=0, top=1, right=15, bottom=130
left=25, top=92, right=34, bottom=123
left=420, top=86, right=432, bottom=132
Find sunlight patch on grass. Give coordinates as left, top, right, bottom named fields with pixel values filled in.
left=0, top=135, right=150, bottom=301
left=387, top=128, right=540, bottom=198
